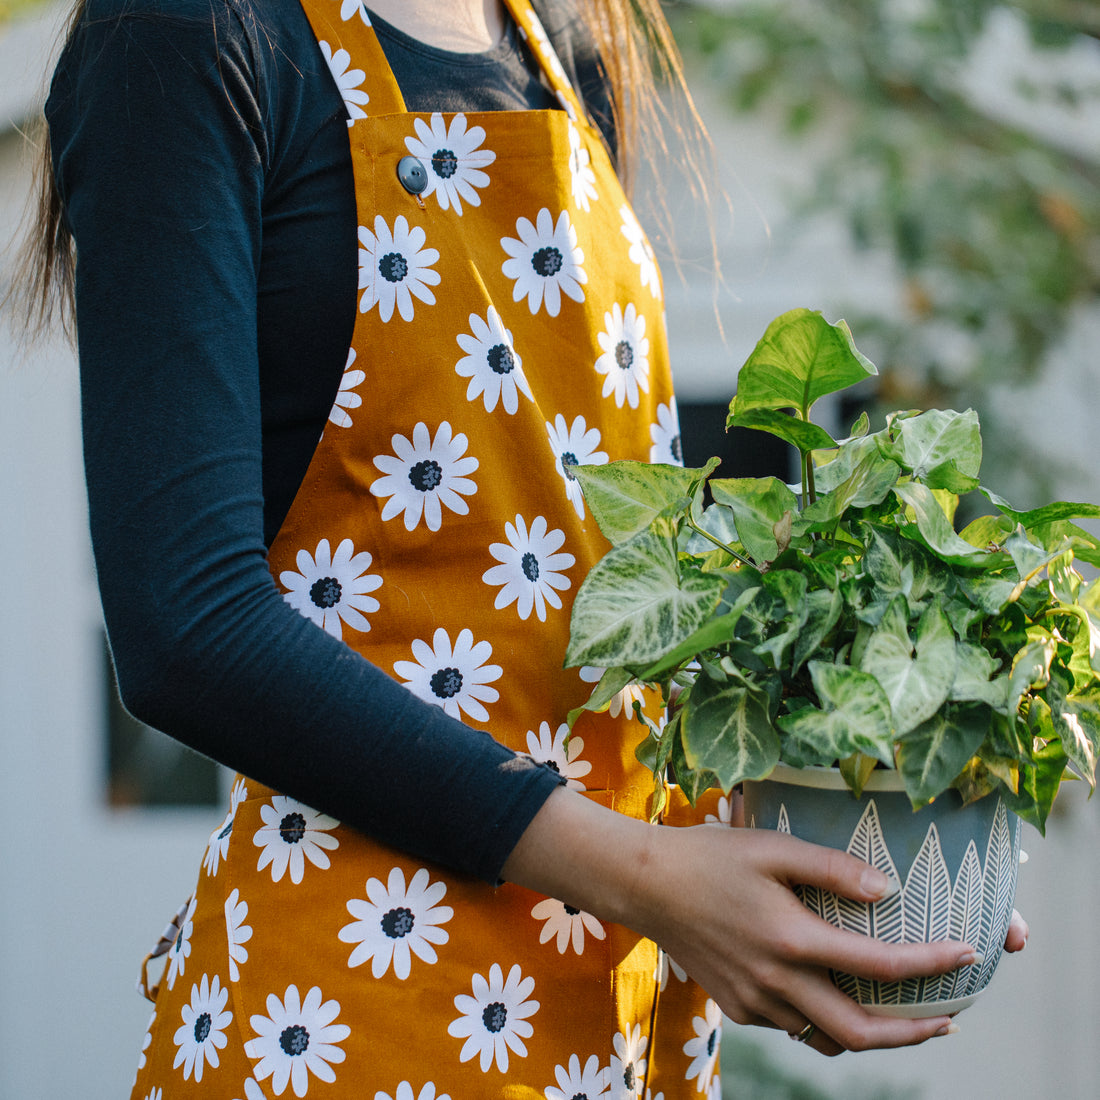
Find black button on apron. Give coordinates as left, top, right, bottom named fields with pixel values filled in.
left=397, top=156, right=428, bottom=195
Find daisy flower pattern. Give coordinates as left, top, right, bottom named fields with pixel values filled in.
left=318, top=42, right=369, bottom=127
left=656, top=949, right=688, bottom=992
left=375, top=1083, right=450, bottom=1100
left=519, top=11, right=569, bottom=86
left=447, top=963, right=539, bottom=1074
left=172, top=973, right=232, bottom=1083
left=245, top=985, right=350, bottom=1098
left=682, top=999, right=722, bottom=1092
left=530, top=897, right=605, bottom=955
left=405, top=113, right=495, bottom=214
left=501, top=208, right=587, bottom=317
left=138, top=1009, right=155, bottom=1070
left=545, top=1054, right=610, bottom=1100
left=253, top=795, right=340, bottom=885
left=524, top=720, right=590, bottom=789
left=358, top=214, right=440, bottom=322
left=578, top=666, right=646, bottom=719
left=235, top=1079, right=268, bottom=1100
left=279, top=537, right=382, bottom=640
left=143, top=1089, right=162, bottom=1100
left=482, top=514, right=574, bottom=622
left=370, top=421, right=479, bottom=533
left=455, top=307, right=532, bottom=414
left=335, top=0, right=370, bottom=24
left=619, top=205, right=661, bottom=300
left=394, top=627, right=502, bottom=722
left=165, top=895, right=197, bottom=991
left=338, top=866, right=453, bottom=980
left=546, top=414, right=607, bottom=519
left=595, top=303, right=650, bottom=409
left=568, top=122, right=598, bottom=211
left=328, top=348, right=365, bottom=428
left=704, top=794, right=734, bottom=827
left=225, top=888, right=253, bottom=982
left=649, top=396, right=683, bottom=465
left=203, top=777, right=248, bottom=877
left=610, top=1024, right=648, bottom=1100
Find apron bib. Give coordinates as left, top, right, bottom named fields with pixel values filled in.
left=131, top=3, right=725, bottom=1096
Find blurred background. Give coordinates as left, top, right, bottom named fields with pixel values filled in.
left=2, top=0, right=1098, bottom=1096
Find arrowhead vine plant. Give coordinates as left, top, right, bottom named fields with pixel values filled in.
left=565, top=308, right=1100, bottom=831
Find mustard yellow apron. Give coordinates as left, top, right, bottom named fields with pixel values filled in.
left=130, top=3, right=724, bottom=1096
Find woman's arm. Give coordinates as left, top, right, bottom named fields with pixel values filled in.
left=49, top=0, right=562, bottom=882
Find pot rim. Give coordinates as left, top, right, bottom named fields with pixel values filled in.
left=754, top=763, right=908, bottom=792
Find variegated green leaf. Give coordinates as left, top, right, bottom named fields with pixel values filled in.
left=776, top=661, right=895, bottom=765
left=681, top=673, right=779, bottom=789
left=896, top=704, right=989, bottom=807
left=565, top=531, right=726, bottom=668
left=572, top=459, right=718, bottom=546
left=730, top=308, right=877, bottom=422
left=893, top=482, right=1005, bottom=567
left=887, top=408, right=982, bottom=481
left=709, top=477, right=798, bottom=565
left=950, top=643, right=1009, bottom=710
left=859, top=598, right=957, bottom=734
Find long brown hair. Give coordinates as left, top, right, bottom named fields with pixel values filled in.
left=13, top=0, right=706, bottom=337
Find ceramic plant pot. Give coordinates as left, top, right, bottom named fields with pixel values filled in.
left=743, top=764, right=1021, bottom=1017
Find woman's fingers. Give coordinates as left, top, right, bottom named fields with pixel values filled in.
left=1005, top=908, right=1029, bottom=952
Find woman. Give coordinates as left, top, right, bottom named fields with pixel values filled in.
left=30, top=0, right=1024, bottom=1095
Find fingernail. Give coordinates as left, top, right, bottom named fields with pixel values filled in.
left=955, top=951, right=984, bottom=968
left=860, top=869, right=901, bottom=900
left=935, top=1022, right=960, bottom=1037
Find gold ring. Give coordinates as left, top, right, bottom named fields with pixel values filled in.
left=790, top=1022, right=816, bottom=1043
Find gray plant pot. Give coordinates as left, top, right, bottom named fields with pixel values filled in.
left=743, top=764, right=1021, bottom=1017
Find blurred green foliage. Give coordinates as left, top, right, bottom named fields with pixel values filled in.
left=0, top=0, right=55, bottom=25
left=672, top=0, right=1099, bottom=444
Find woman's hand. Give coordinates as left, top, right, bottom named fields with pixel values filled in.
left=503, top=786, right=976, bottom=1056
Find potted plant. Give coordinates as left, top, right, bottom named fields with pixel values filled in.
left=565, top=307, right=1100, bottom=1015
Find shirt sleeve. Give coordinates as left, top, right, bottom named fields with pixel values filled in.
left=47, top=0, right=563, bottom=883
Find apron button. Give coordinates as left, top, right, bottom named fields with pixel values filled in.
left=397, top=155, right=428, bottom=195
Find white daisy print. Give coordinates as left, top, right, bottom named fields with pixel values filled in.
left=375, top=1083, right=450, bottom=1100
left=165, top=895, right=197, bottom=991
left=370, top=421, right=479, bottom=532
left=568, top=122, right=598, bottom=211
left=620, top=204, right=661, bottom=300
left=530, top=897, right=605, bottom=955
left=172, top=973, right=232, bottom=1083
left=405, top=113, right=495, bottom=214
left=358, top=214, right=440, bottom=322
left=524, top=720, right=590, bottom=789
left=447, top=963, right=539, bottom=1074
left=656, top=949, right=689, bottom=992
left=204, top=777, right=248, bottom=877
left=455, top=307, right=532, bottom=414
left=235, top=1079, right=269, bottom=1100
left=336, top=0, right=370, bottom=24
left=253, top=796, right=340, bottom=885
left=225, top=888, right=253, bottom=982
left=143, top=1089, right=162, bottom=1100
left=610, top=1024, right=648, bottom=1100
left=649, top=397, right=683, bottom=466
left=546, top=414, right=607, bottom=519
left=246, top=985, right=350, bottom=1098
left=394, top=627, right=502, bottom=723
left=546, top=1053, right=610, bottom=1100
left=704, top=795, right=733, bottom=827
left=501, top=208, right=587, bottom=317
left=328, top=348, right=365, bottom=428
left=339, top=866, right=453, bottom=980
left=579, top=666, right=647, bottom=719
left=483, top=515, right=575, bottom=622
left=595, top=303, right=650, bottom=409
left=318, top=42, right=369, bottom=127
left=682, top=999, right=722, bottom=1092
left=279, top=537, right=382, bottom=640
left=138, top=1009, right=155, bottom=1069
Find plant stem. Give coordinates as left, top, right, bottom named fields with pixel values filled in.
left=685, top=517, right=756, bottom=570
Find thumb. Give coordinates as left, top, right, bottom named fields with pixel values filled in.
left=771, top=834, right=900, bottom=903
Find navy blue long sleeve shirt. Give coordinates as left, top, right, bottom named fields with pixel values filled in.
left=48, top=0, right=614, bottom=882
